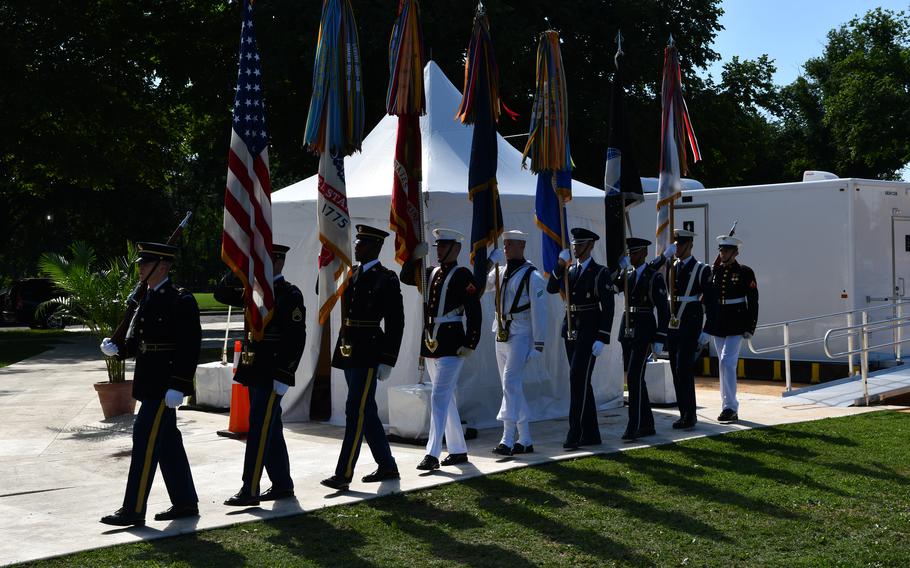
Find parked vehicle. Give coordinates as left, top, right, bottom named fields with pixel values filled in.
left=1, top=278, right=67, bottom=328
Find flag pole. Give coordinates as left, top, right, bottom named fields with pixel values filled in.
left=417, top=176, right=428, bottom=383
left=557, top=174, right=573, bottom=339
left=492, top=187, right=505, bottom=340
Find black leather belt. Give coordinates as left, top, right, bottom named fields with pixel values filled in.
left=628, top=306, right=653, bottom=313
left=569, top=303, right=597, bottom=312
left=138, top=342, right=176, bottom=354
left=344, top=318, right=380, bottom=328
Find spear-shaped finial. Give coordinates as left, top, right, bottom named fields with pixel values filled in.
left=668, top=33, right=675, bottom=47
left=614, top=29, right=624, bottom=69
left=729, top=220, right=738, bottom=237
left=475, top=0, right=485, bottom=17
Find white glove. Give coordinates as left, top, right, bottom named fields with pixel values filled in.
left=591, top=340, right=605, bottom=357
left=662, top=243, right=677, bottom=259
left=618, top=256, right=630, bottom=270
left=100, top=338, right=119, bottom=357
left=376, top=364, right=393, bottom=381
left=743, top=332, right=753, bottom=340
left=652, top=342, right=664, bottom=355
left=273, top=380, right=289, bottom=396
left=558, top=249, right=571, bottom=263
left=698, top=332, right=711, bottom=348
left=164, top=389, right=184, bottom=409
left=413, top=242, right=429, bottom=259
left=456, top=346, right=474, bottom=358
left=525, top=347, right=543, bottom=363
left=489, top=248, right=506, bottom=265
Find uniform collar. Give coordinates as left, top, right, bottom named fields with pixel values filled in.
left=576, top=257, right=593, bottom=273
left=677, top=255, right=695, bottom=267
left=273, top=274, right=285, bottom=283
left=360, top=259, right=380, bottom=273
left=151, top=277, right=170, bottom=292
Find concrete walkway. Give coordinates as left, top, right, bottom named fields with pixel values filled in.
left=0, top=336, right=887, bottom=566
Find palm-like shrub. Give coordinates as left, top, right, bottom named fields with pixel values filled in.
left=38, top=241, right=139, bottom=383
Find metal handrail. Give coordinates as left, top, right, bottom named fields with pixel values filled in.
left=746, top=299, right=910, bottom=392
left=824, top=313, right=910, bottom=405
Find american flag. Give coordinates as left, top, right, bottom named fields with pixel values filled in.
left=222, top=0, right=274, bottom=340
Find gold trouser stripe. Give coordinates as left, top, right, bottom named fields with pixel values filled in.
left=251, top=391, right=278, bottom=496
left=344, top=368, right=374, bottom=479
left=135, top=401, right=166, bottom=514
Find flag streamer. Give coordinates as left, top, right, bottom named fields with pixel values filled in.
left=386, top=0, right=425, bottom=116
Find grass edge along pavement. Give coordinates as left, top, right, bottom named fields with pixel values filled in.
left=17, top=411, right=910, bottom=567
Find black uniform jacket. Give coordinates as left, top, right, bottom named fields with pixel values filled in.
left=214, top=273, right=307, bottom=387
left=401, top=259, right=482, bottom=358
left=546, top=258, right=615, bottom=344
left=669, top=256, right=711, bottom=329
left=120, top=280, right=201, bottom=401
left=703, top=259, right=759, bottom=337
left=615, top=260, right=670, bottom=344
left=332, top=262, right=405, bottom=369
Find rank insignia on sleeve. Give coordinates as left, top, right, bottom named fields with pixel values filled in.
left=292, top=307, right=304, bottom=322
left=465, top=282, right=477, bottom=295
left=749, top=281, right=757, bottom=289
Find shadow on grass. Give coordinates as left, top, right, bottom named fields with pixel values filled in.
left=263, top=512, right=377, bottom=566
left=141, top=530, right=247, bottom=567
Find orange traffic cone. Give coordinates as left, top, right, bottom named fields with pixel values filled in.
left=217, top=340, right=250, bottom=439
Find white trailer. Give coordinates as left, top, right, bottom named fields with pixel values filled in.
left=626, top=176, right=910, bottom=362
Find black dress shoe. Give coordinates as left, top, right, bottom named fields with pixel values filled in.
left=441, top=453, right=468, bottom=466
left=672, top=418, right=687, bottom=429
left=320, top=475, right=350, bottom=491
left=259, top=486, right=295, bottom=501
left=492, top=443, right=513, bottom=456
left=154, top=504, right=199, bottom=521
left=224, top=491, right=260, bottom=507
left=512, top=443, right=534, bottom=454
left=621, top=430, right=636, bottom=441
left=681, top=417, right=697, bottom=430
left=362, top=468, right=400, bottom=483
left=717, top=408, right=738, bottom=423
left=633, top=427, right=656, bottom=438
left=577, top=437, right=602, bottom=447
left=100, top=508, right=145, bottom=527
left=416, top=454, right=440, bottom=471
left=562, top=440, right=579, bottom=449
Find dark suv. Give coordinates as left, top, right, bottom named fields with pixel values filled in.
left=1, top=278, right=67, bottom=328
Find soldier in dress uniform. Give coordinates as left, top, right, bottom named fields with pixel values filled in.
left=546, top=227, right=614, bottom=450
left=615, top=237, right=670, bottom=440
left=321, top=226, right=405, bottom=491
left=400, top=228, right=482, bottom=471
left=214, top=244, right=306, bottom=506
left=99, top=242, right=201, bottom=526
left=703, top=232, right=759, bottom=423
left=664, top=230, right=711, bottom=430
left=485, top=230, right=547, bottom=456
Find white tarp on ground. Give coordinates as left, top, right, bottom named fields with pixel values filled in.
left=271, top=61, right=625, bottom=428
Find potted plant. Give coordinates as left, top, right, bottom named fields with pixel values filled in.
left=38, top=241, right=140, bottom=418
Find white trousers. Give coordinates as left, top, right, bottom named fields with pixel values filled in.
left=425, top=356, right=467, bottom=458
left=494, top=334, right=533, bottom=446
left=713, top=335, right=743, bottom=412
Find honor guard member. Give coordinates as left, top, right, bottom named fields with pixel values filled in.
left=485, top=230, right=547, bottom=456
left=616, top=238, right=670, bottom=440
left=214, top=244, right=306, bottom=506
left=664, top=230, right=711, bottom=429
left=703, top=233, right=759, bottom=423
left=99, top=242, right=201, bottom=526
left=400, top=228, right=482, bottom=471
left=546, top=228, right=614, bottom=450
left=321, top=225, right=405, bottom=491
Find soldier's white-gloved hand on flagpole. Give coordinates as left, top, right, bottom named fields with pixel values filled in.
left=273, top=380, right=289, bottom=396
left=164, top=389, right=184, bottom=409
left=489, top=248, right=505, bottom=265
left=376, top=364, right=393, bottom=381
left=662, top=243, right=677, bottom=259
left=558, top=249, right=571, bottom=264
left=619, top=256, right=631, bottom=270
left=591, top=340, right=605, bottom=357
left=456, top=346, right=474, bottom=358
left=526, top=346, right=543, bottom=363
left=652, top=342, right=664, bottom=356
left=100, top=338, right=119, bottom=357
left=413, top=242, right=429, bottom=259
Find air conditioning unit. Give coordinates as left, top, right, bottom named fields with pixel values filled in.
left=802, top=170, right=839, bottom=182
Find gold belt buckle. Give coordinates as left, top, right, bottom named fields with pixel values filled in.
left=495, top=329, right=509, bottom=343
left=424, top=335, right=439, bottom=353
left=240, top=351, right=255, bottom=365
left=623, top=327, right=635, bottom=339
left=340, top=343, right=353, bottom=357
left=566, top=330, right=578, bottom=341
left=669, top=315, right=680, bottom=330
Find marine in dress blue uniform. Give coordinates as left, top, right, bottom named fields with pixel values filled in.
left=400, top=228, right=482, bottom=471
left=215, top=244, right=307, bottom=506
left=703, top=233, right=759, bottom=423
left=99, top=242, right=201, bottom=526
left=546, top=228, right=615, bottom=450
left=616, top=238, right=670, bottom=440
left=321, top=226, right=405, bottom=491
left=664, top=230, right=711, bottom=429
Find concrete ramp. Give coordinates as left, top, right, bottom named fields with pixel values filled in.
left=783, top=364, right=910, bottom=406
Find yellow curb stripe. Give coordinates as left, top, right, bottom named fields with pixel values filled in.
left=135, top=401, right=166, bottom=514
left=344, top=368, right=374, bottom=479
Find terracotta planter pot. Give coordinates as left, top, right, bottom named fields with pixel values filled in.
left=94, top=381, right=137, bottom=419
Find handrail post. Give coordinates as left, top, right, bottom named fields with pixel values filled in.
left=783, top=323, right=792, bottom=392
left=861, top=311, right=870, bottom=406
left=846, top=312, right=855, bottom=376
left=896, top=302, right=903, bottom=364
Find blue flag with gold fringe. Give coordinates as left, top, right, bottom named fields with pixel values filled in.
left=535, top=170, right=570, bottom=275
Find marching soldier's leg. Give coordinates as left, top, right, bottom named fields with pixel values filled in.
left=677, top=325, right=700, bottom=422
left=624, top=342, right=648, bottom=437
left=121, top=400, right=168, bottom=518
left=156, top=406, right=198, bottom=508
left=715, top=335, right=742, bottom=418
left=334, top=367, right=373, bottom=481
left=437, top=357, right=467, bottom=456
left=263, top=392, right=293, bottom=492
left=579, top=345, right=602, bottom=444
left=668, top=330, right=685, bottom=418
left=361, top=373, right=397, bottom=472
left=239, top=385, right=279, bottom=497
left=494, top=341, right=516, bottom=448
left=499, top=335, right=529, bottom=446
left=563, top=339, right=584, bottom=447
left=425, top=358, right=445, bottom=459
left=637, top=345, right=655, bottom=432
left=510, top=335, right=534, bottom=449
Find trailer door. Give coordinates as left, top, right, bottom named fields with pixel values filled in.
left=892, top=216, right=910, bottom=301
left=675, top=204, right=710, bottom=261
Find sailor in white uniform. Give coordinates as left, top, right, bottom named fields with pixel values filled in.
left=485, top=230, right=548, bottom=455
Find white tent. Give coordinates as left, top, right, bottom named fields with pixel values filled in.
left=272, top=61, right=625, bottom=428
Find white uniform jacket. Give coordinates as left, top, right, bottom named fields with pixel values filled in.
left=486, top=261, right=548, bottom=345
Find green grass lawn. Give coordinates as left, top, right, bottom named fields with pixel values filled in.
left=193, top=293, right=228, bottom=312
left=0, top=329, right=86, bottom=368
left=20, top=411, right=910, bottom=567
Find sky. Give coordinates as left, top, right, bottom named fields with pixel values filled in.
left=705, top=0, right=909, bottom=86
